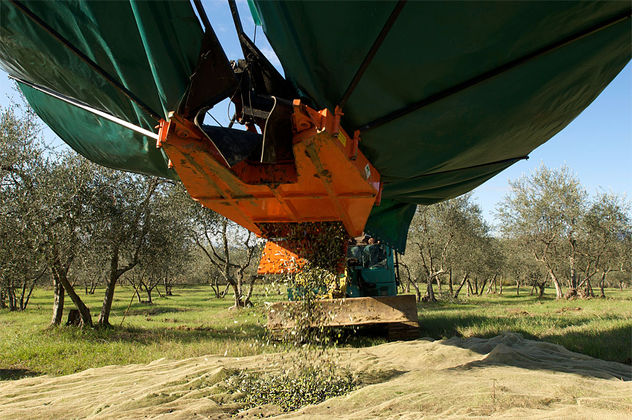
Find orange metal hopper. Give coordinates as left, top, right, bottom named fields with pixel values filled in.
left=157, top=100, right=381, bottom=242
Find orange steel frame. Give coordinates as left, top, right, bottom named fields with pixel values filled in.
left=157, top=100, right=381, bottom=241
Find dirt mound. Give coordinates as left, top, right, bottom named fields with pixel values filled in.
left=1, top=333, right=630, bottom=419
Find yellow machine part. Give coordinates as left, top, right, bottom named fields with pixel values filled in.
left=267, top=295, right=420, bottom=340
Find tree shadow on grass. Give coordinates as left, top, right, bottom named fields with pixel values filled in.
left=418, top=295, right=557, bottom=312
left=421, top=312, right=632, bottom=380
left=420, top=312, right=630, bottom=342
left=122, top=306, right=190, bottom=316
left=440, top=327, right=632, bottom=381
left=49, top=322, right=270, bottom=347
left=0, top=368, right=40, bottom=381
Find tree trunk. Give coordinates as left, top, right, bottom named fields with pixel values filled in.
left=243, top=275, right=257, bottom=306
left=90, top=279, right=97, bottom=294
left=569, top=241, right=577, bottom=290
left=155, top=284, right=164, bottom=299
left=7, top=283, right=16, bottom=311
left=546, top=266, right=564, bottom=299
left=586, top=279, right=595, bottom=298
left=448, top=269, right=454, bottom=296
left=537, top=282, right=545, bottom=299
left=51, top=276, right=65, bottom=326
left=54, top=265, right=93, bottom=327
left=230, top=281, right=245, bottom=308
left=0, top=287, right=5, bottom=309
left=479, top=278, right=488, bottom=296
left=516, top=280, right=520, bottom=296
left=98, top=273, right=118, bottom=326
left=211, top=276, right=227, bottom=299
left=99, top=245, right=134, bottom=326
left=424, top=276, right=436, bottom=302
left=408, top=277, right=421, bottom=302
left=21, top=277, right=37, bottom=310
left=164, top=274, right=173, bottom=296
left=599, top=272, right=606, bottom=298
left=453, top=273, right=468, bottom=299
left=499, top=278, right=503, bottom=294
left=466, top=278, right=473, bottom=296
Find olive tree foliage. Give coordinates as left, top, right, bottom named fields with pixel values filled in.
left=497, top=166, right=586, bottom=299
left=126, top=183, right=192, bottom=303
left=0, top=103, right=99, bottom=325
left=497, top=166, right=630, bottom=299
left=171, top=185, right=261, bottom=308
left=404, top=194, right=494, bottom=302
left=0, top=104, right=47, bottom=311
left=500, top=238, right=548, bottom=297
left=576, top=192, right=631, bottom=297
left=37, top=155, right=101, bottom=327
left=195, top=214, right=260, bottom=309
left=88, top=170, right=160, bottom=327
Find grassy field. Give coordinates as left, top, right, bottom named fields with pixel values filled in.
left=1, top=284, right=630, bottom=380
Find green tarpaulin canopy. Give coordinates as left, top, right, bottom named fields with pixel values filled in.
left=251, top=0, right=630, bottom=250
left=0, top=0, right=203, bottom=179
left=0, top=1, right=629, bottom=251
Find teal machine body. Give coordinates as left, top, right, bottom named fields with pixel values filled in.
left=346, top=243, right=398, bottom=298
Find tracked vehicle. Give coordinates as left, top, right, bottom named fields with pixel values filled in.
left=260, top=234, right=420, bottom=340
left=1, top=1, right=628, bottom=339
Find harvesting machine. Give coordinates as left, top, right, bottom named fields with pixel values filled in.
left=0, top=0, right=628, bottom=337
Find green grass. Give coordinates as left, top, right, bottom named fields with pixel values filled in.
left=0, top=285, right=630, bottom=381
left=419, top=287, right=632, bottom=364
left=0, top=285, right=286, bottom=379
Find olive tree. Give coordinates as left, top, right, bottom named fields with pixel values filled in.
left=577, top=192, right=631, bottom=297
left=0, top=103, right=46, bottom=311
left=406, top=194, right=489, bottom=301
left=172, top=185, right=260, bottom=308
left=36, top=155, right=100, bottom=326
left=127, top=182, right=193, bottom=303
left=497, top=166, right=586, bottom=299
left=0, top=102, right=100, bottom=324
left=90, top=170, right=159, bottom=326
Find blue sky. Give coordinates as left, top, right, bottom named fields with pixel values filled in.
left=1, top=0, right=630, bottom=227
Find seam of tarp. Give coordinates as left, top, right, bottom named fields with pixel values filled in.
left=12, top=76, right=159, bottom=141
left=8, top=0, right=163, bottom=122
left=338, top=0, right=407, bottom=109
left=357, top=8, right=632, bottom=132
